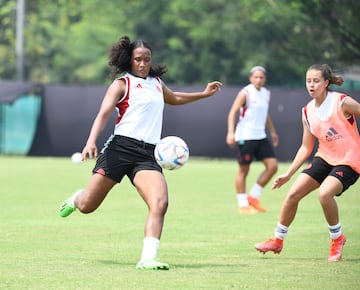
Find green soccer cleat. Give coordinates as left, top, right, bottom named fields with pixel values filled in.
left=135, top=259, right=170, bottom=270
left=59, top=198, right=76, bottom=218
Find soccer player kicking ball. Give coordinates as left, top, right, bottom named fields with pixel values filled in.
left=254, top=64, right=360, bottom=261
left=59, top=35, right=222, bottom=270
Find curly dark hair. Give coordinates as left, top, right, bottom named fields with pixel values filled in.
left=108, top=35, right=168, bottom=79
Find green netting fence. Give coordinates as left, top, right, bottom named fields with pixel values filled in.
left=0, top=95, right=42, bottom=155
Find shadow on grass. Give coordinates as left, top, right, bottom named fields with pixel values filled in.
left=98, top=254, right=360, bottom=268
left=99, top=259, right=253, bottom=269
left=254, top=255, right=360, bottom=263
left=99, top=260, right=131, bottom=266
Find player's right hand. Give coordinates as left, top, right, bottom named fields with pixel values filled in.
left=272, top=174, right=291, bottom=189
left=226, top=133, right=236, bottom=148
left=82, top=143, right=98, bottom=161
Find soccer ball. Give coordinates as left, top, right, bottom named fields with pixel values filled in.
left=71, top=152, right=83, bottom=164
left=154, top=136, right=189, bottom=170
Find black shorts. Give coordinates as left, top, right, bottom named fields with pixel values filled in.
left=302, top=156, right=359, bottom=195
left=236, top=138, right=276, bottom=165
left=92, top=135, right=162, bottom=184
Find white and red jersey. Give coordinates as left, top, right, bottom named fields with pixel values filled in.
left=234, top=83, right=271, bottom=141
left=303, top=91, right=360, bottom=173
left=114, top=73, right=164, bottom=144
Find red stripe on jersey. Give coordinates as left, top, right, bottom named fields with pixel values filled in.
left=340, top=94, right=355, bottom=125
left=303, top=106, right=312, bottom=131
left=303, top=105, right=308, bottom=121
left=239, top=88, right=249, bottom=118
left=115, top=77, right=130, bottom=125
left=241, top=107, right=247, bottom=118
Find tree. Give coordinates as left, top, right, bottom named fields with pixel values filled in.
left=0, top=0, right=359, bottom=86
left=0, top=0, right=17, bottom=79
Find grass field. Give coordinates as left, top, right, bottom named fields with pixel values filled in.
left=1, top=156, right=359, bottom=289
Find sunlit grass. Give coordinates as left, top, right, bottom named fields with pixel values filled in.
left=1, top=156, right=359, bottom=289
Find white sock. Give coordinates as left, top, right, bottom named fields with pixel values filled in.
left=140, top=237, right=160, bottom=261
left=249, top=183, right=263, bottom=199
left=274, top=223, right=288, bottom=240
left=328, top=222, right=342, bottom=240
left=237, top=193, right=249, bottom=207
left=70, top=189, right=83, bottom=208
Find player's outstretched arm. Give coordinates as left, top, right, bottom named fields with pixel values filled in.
left=163, top=81, right=223, bottom=105
left=272, top=117, right=315, bottom=189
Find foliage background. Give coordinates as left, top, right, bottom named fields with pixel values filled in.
left=0, top=0, right=359, bottom=86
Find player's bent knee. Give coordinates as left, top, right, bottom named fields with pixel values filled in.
left=77, top=200, right=98, bottom=214
left=286, top=190, right=303, bottom=204
left=158, top=199, right=169, bottom=212
left=317, top=191, right=333, bottom=204
left=151, top=198, right=168, bottom=215
left=269, top=164, right=278, bottom=175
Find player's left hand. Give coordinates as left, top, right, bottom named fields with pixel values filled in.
left=204, top=81, right=223, bottom=96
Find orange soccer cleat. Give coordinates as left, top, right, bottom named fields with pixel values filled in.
left=254, top=238, right=283, bottom=254
left=238, top=206, right=259, bottom=214
left=328, top=234, right=346, bottom=262
left=247, top=196, right=267, bottom=212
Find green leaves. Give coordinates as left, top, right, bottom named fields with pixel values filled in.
left=0, top=0, right=359, bottom=85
